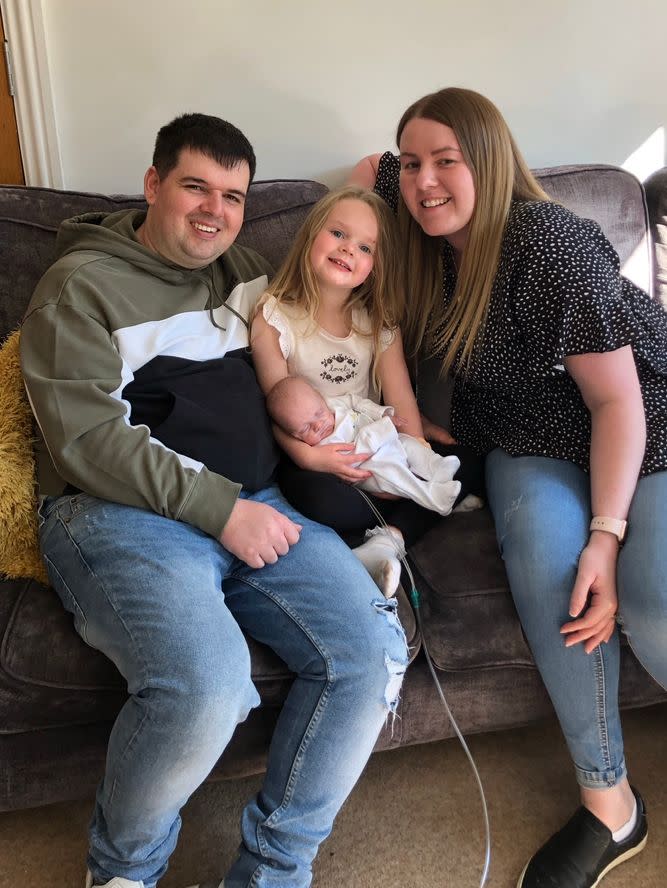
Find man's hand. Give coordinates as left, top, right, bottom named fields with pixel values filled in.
left=307, top=443, right=373, bottom=484
left=560, top=533, right=619, bottom=653
left=220, top=499, right=302, bottom=569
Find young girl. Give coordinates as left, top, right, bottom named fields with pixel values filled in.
left=251, top=186, right=479, bottom=596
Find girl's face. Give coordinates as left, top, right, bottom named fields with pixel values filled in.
left=310, top=199, right=377, bottom=296
left=398, top=117, right=476, bottom=256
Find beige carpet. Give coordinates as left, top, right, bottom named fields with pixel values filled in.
left=0, top=704, right=664, bottom=888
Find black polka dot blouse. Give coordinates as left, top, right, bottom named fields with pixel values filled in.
left=375, top=151, right=667, bottom=476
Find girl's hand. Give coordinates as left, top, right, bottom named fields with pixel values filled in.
left=560, top=532, right=619, bottom=653
left=390, top=414, right=408, bottom=430
left=307, top=443, right=373, bottom=484
left=421, top=413, right=457, bottom=445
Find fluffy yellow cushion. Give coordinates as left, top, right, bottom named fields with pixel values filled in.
left=0, top=329, right=49, bottom=584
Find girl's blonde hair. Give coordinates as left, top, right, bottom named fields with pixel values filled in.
left=264, top=186, right=404, bottom=392
left=396, top=87, right=551, bottom=375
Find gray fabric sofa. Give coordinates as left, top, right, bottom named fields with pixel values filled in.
left=2, top=164, right=666, bottom=813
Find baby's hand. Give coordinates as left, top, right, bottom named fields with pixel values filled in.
left=308, top=443, right=373, bottom=484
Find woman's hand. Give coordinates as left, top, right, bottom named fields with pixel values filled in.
left=560, top=532, right=619, bottom=653
left=420, top=413, right=457, bottom=446
left=306, top=443, right=373, bottom=484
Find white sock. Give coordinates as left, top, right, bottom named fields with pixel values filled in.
left=453, top=493, right=484, bottom=513
left=352, top=526, right=405, bottom=599
left=611, top=797, right=638, bottom=842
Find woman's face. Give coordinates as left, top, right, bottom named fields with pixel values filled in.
left=398, top=117, right=476, bottom=256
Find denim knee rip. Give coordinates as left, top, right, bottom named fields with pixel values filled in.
left=372, top=597, right=408, bottom=721
left=503, top=494, right=524, bottom=526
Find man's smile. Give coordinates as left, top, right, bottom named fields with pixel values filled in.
left=191, top=220, right=220, bottom=236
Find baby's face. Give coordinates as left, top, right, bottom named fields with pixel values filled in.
left=289, top=390, right=336, bottom=446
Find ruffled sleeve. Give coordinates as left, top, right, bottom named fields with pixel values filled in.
left=262, top=296, right=294, bottom=360
left=379, top=326, right=396, bottom=352
left=508, top=202, right=646, bottom=372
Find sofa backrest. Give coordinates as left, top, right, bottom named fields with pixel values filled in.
left=0, top=163, right=653, bottom=345
left=0, top=179, right=327, bottom=341
left=534, top=164, right=651, bottom=296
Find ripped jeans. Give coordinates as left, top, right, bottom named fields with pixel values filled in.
left=38, top=485, right=408, bottom=888
left=486, top=449, right=667, bottom=789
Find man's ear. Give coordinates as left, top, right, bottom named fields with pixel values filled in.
left=144, top=166, right=160, bottom=205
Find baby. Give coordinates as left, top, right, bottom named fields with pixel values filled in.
left=266, top=376, right=462, bottom=515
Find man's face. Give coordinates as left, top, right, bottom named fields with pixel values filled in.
left=139, top=148, right=250, bottom=268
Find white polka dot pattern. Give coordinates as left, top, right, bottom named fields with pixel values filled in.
left=375, top=152, right=667, bottom=475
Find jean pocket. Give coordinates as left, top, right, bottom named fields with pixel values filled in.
left=62, top=492, right=100, bottom=516
left=52, top=492, right=105, bottom=547
left=38, top=494, right=64, bottom=529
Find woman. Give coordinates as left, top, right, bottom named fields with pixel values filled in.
left=350, top=87, right=667, bottom=888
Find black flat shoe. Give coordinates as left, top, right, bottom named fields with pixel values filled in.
left=517, top=787, right=647, bottom=887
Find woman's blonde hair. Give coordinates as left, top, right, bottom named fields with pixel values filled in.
left=264, top=186, right=404, bottom=392
left=396, top=87, right=551, bottom=375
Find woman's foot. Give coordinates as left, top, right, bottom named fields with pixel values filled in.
left=580, top=780, right=636, bottom=832
left=517, top=785, right=647, bottom=888
left=352, top=526, right=405, bottom=598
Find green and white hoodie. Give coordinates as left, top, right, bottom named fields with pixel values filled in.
left=21, top=209, right=274, bottom=539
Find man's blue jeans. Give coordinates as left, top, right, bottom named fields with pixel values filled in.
left=39, top=486, right=408, bottom=888
left=486, top=449, right=667, bottom=788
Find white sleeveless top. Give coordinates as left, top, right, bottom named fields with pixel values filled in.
left=262, top=296, right=394, bottom=399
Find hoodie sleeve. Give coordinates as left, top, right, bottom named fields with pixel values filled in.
left=21, top=297, right=242, bottom=541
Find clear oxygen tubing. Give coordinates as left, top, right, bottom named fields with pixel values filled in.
left=355, top=487, right=492, bottom=888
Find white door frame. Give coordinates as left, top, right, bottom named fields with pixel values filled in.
left=1, top=0, right=63, bottom=187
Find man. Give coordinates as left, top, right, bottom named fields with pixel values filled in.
left=21, top=113, right=407, bottom=888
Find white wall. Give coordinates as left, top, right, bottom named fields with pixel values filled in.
left=40, top=0, right=667, bottom=193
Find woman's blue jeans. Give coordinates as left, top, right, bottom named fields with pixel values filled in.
left=486, top=449, right=667, bottom=789
left=38, top=486, right=408, bottom=888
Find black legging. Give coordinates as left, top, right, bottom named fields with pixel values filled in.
left=277, top=443, right=485, bottom=548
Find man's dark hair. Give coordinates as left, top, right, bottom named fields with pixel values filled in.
left=152, top=113, right=256, bottom=181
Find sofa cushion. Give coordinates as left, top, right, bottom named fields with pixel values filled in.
left=407, top=509, right=534, bottom=671
left=236, top=179, right=328, bottom=268
left=0, top=188, right=145, bottom=338
left=0, top=578, right=294, bottom=732
left=535, top=164, right=651, bottom=294
left=0, top=217, right=63, bottom=338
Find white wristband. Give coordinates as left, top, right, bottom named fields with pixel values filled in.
left=589, top=516, right=627, bottom=544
